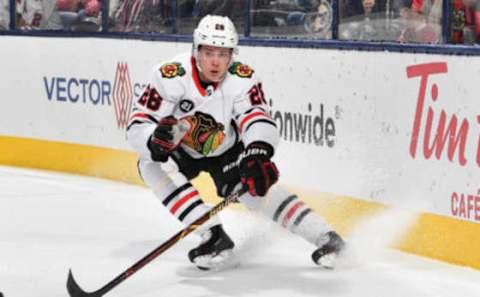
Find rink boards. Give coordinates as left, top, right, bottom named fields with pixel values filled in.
left=0, top=36, right=479, bottom=269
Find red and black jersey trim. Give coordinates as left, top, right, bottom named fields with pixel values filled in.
left=293, top=209, right=312, bottom=227
left=129, top=113, right=158, bottom=123
left=244, top=106, right=267, bottom=115
left=126, top=113, right=158, bottom=131
left=238, top=107, right=275, bottom=133
left=162, top=183, right=192, bottom=206
left=273, top=195, right=298, bottom=222
left=244, top=119, right=277, bottom=133
left=272, top=195, right=311, bottom=227
left=178, top=200, right=204, bottom=221
left=162, top=182, right=204, bottom=223
left=281, top=201, right=305, bottom=227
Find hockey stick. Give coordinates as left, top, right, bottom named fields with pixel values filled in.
left=67, top=187, right=246, bottom=297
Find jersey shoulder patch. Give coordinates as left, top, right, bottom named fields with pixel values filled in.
left=159, top=62, right=186, bottom=79
left=228, top=62, right=255, bottom=78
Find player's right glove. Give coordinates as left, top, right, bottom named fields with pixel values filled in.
left=147, top=116, right=181, bottom=162
left=239, top=142, right=279, bottom=197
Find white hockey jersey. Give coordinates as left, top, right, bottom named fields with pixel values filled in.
left=127, top=53, right=279, bottom=161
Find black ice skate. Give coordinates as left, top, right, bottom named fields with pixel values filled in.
left=188, top=224, right=235, bottom=270
left=311, top=231, right=345, bottom=269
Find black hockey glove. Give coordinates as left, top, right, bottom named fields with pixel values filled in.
left=147, top=116, right=179, bottom=162
left=239, top=142, right=279, bottom=197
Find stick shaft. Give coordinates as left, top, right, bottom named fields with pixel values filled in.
left=68, top=188, right=244, bottom=297
left=103, top=192, right=238, bottom=292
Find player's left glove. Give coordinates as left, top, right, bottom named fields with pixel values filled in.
left=147, top=116, right=190, bottom=162
left=239, top=142, right=279, bottom=197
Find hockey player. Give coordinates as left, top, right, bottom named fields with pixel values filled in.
left=126, top=14, right=345, bottom=270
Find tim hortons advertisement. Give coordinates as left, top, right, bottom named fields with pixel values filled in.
left=406, top=62, right=480, bottom=223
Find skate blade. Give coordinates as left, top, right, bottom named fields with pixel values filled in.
left=193, top=250, right=238, bottom=271
left=316, top=253, right=338, bottom=269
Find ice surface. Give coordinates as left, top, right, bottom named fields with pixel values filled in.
left=0, top=165, right=479, bottom=297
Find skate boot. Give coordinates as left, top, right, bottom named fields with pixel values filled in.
left=188, top=224, right=235, bottom=270
left=311, top=231, right=345, bottom=269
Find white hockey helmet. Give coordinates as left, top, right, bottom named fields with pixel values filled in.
left=193, top=15, right=239, bottom=59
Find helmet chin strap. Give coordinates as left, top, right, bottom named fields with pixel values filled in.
left=192, top=45, right=202, bottom=72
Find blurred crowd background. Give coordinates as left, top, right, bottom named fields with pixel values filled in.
left=1, top=0, right=479, bottom=45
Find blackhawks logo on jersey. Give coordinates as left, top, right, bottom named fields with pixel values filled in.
left=228, top=62, right=254, bottom=78
left=160, top=62, right=186, bottom=79
left=181, top=112, right=225, bottom=156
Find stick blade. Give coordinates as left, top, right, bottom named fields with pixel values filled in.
left=67, top=269, right=103, bottom=297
